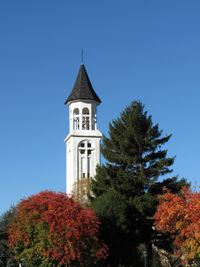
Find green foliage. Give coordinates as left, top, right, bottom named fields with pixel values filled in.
left=0, top=207, right=16, bottom=232
left=90, top=101, right=186, bottom=267
left=6, top=258, right=17, bottom=267
left=0, top=207, right=16, bottom=266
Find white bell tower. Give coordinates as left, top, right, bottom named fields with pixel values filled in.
left=64, top=64, right=102, bottom=195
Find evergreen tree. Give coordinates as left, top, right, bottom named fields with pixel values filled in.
left=90, top=101, right=184, bottom=267
left=0, top=207, right=16, bottom=266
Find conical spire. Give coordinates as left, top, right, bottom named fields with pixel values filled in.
left=65, top=64, right=101, bottom=105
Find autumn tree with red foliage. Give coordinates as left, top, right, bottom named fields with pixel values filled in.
left=154, top=187, right=200, bottom=265
left=8, top=191, right=108, bottom=267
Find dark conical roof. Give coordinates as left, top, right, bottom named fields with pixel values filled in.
left=65, top=64, right=101, bottom=105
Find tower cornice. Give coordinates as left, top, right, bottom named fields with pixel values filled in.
left=65, top=130, right=103, bottom=142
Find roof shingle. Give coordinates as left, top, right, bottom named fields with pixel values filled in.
left=65, top=64, right=101, bottom=105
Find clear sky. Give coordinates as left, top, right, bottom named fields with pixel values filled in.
left=0, top=0, right=200, bottom=215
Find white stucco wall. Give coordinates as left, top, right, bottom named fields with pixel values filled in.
left=65, top=100, right=102, bottom=195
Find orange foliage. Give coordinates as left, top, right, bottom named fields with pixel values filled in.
left=8, top=191, right=108, bottom=266
left=154, top=187, right=200, bottom=264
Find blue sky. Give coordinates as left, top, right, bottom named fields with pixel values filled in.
left=0, top=1, right=200, bottom=215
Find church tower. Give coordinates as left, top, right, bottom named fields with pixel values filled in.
left=65, top=64, right=102, bottom=195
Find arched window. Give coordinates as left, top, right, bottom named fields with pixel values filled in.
left=82, top=108, right=90, bottom=130
left=78, top=140, right=93, bottom=179
left=73, top=108, right=80, bottom=130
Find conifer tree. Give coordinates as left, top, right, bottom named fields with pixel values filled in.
left=0, top=207, right=16, bottom=267
left=92, top=101, right=174, bottom=197
left=90, top=101, right=177, bottom=266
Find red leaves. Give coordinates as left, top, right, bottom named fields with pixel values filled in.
left=8, top=191, right=108, bottom=266
left=154, top=186, right=200, bottom=264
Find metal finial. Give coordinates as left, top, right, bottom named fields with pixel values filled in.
left=81, top=48, right=84, bottom=65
